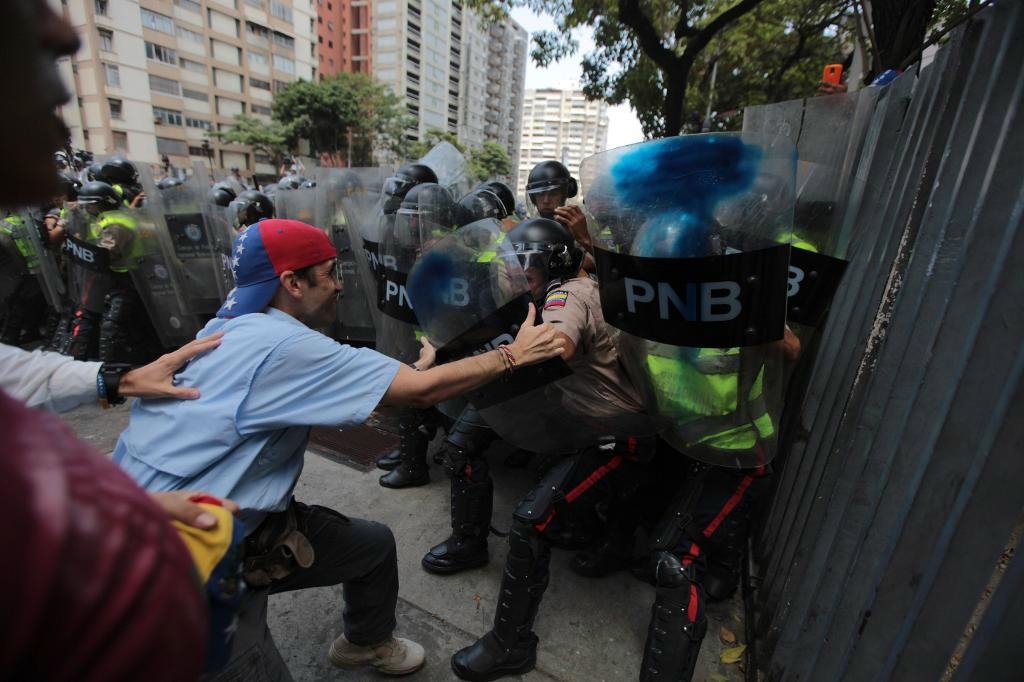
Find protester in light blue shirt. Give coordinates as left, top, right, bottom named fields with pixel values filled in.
left=113, top=218, right=564, bottom=680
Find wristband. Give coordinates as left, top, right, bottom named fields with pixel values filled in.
left=97, top=363, right=132, bottom=409
left=408, top=362, right=421, bottom=371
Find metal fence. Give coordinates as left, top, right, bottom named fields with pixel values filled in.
left=741, top=2, right=1024, bottom=680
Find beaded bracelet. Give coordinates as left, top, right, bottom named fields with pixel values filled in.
left=497, top=345, right=517, bottom=375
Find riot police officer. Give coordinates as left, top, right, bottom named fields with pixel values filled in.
left=376, top=182, right=456, bottom=488
left=454, top=186, right=514, bottom=231
left=381, top=163, right=438, bottom=215
left=450, top=218, right=657, bottom=681
left=524, top=160, right=588, bottom=248
left=96, top=157, right=144, bottom=207
left=65, top=180, right=157, bottom=362
left=0, top=210, right=47, bottom=343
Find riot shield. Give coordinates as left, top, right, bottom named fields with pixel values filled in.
left=314, top=167, right=380, bottom=345
left=124, top=169, right=219, bottom=347
left=407, top=218, right=650, bottom=453
left=62, top=207, right=113, bottom=322
left=0, top=226, right=27, bottom=303
left=578, top=133, right=795, bottom=468
left=274, top=185, right=318, bottom=224
left=16, top=209, right=65, bottom=311
left=419, top=142, right=472, bottom=199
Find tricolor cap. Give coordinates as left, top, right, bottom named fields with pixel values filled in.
left=217, top=219, right=336, bottom=318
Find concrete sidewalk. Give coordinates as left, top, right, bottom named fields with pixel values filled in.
left=64, top=404, right=747, bottom=682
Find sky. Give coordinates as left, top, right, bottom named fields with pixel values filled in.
left=508, top=8, right=646, bottom=150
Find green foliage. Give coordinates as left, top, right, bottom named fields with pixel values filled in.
left=272, top=73, right=413, bottom=166
left=469, top=141, right=512, bottom=181
left=208, top=115, right=292, bottom=167
left=683, top=0, right=852, bottom=132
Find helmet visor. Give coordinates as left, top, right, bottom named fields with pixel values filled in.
left=383, top=176, right=416, bottom=198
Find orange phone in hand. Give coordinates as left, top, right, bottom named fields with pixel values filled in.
left=823, top=64, right=843, bottom=85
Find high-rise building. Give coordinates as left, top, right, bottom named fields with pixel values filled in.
left=516, top=86, right=609, bottom=198
left=58, top=0, right=316, bottom=177
left=315, top=0, right=371, bottom=76
left=371, top=1, right=526, bottom=176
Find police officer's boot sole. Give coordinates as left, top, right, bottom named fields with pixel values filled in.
left=379, top=466, right=429, bottom=489
left=450, top=631, right=538, bottom=682
left=421, top=535, right=489, bottom=575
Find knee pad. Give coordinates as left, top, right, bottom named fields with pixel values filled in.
left=512, top=458, right=574, bottom=525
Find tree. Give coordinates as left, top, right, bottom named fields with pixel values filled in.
left=479, top=0, right=769, bottom=137
left=469, top=141, right=512, bottom=181
left=682, top=0, right=853, bottom=132
left=208, top=115, right=292, bottom=169
left=272, top=73, right=413, bottom=167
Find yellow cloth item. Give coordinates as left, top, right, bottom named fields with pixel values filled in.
left=171, top=504, right=236, bottom=583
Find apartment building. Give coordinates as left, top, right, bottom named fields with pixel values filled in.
left=314, top=0, right=371, bottom=76
left=371, top=0, right=526, bottom=174
left=516, top=86, right=609, bottom=197
left=58, top=0, right=315, bottom=176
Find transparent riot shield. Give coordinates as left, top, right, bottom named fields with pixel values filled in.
left=0, top=226, right=27, bottom=303
left=17, top=209, right=65, bottom=311
left=61, top=206, right=113, bottom=322
left=578, top=133, right=796, bottom=468
left=274, top=185, right=318, bottom=224
left=314, top=167, right=379, bottom=345
left=419, top=142, right=472, bottom=199
left=407, top=218, right=650, bottom=453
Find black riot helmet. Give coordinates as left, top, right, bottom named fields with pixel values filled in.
left=57, top=172, right=81, bottom=201
left=507, top=218, right=584, bottom=286
left=97, top=157, right=139, bottom=185
left=454, top=188, right=509, bottom=227
left=229, top=190, right=275, bottom=229
left=83, top=161, right=103, bottom=183
left=76, top=181, right=123, bottom=212
left=481, top=181, right=516, bottom=216
left=300, top=179, right=317, bottom=189
left=394, top=182, right=455, bottom=247
left=526, top=161, right=578, bottom=204
left=208, top=182, right=237, bottom=207
left=157, top=176, right=184, bottom=191
left=278, top=175, right=304, bottom=190
left=382, top=163, right=438, bottom=214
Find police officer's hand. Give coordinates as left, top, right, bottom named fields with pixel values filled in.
left=151, top=490, right=240, bottom=530
left=118, top=332, right=225, bottom=400
left=413, top=336, right=436, bottom=370
left=553, top=205, right=591, bottom=249
left=507, top=302, right=564, bottom=366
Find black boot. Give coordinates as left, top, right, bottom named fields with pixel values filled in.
left=379, top=430, right=430, bottom=488
left=422, top=477, right=492, bottom=574
left=451, top=524, right=547, bottom=681
left=375, top=448, right=402, bottom=470
left=639, top=551, right=707, bottom=682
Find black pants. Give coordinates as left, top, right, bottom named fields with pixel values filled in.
left=209, top=503, right=399, bottom=682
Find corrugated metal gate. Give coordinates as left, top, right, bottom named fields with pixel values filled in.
left=741, top=2, right=1024, bottom=680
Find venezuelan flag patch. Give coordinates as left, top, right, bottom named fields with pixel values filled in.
left=544, top=290, right=569, bottom=309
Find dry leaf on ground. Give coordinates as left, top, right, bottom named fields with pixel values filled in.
left=721, top=644, right=747, bottom=664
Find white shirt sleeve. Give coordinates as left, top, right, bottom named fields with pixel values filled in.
left=0, top=344, right=102, bottom=412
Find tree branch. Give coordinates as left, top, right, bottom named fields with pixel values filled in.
left=684, top=0, right=766, bottom=64
left=618, top=0, right=677, bottom=70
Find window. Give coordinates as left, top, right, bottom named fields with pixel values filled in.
left=157, top=137, right=190, bottom=157
left=270, top=1, right=293, bottom=22
left=153, top=106, right=184, bottom=126
left=272, top=31, right=294, bottom=49
left=140, top=8, right=175, bottom=34
left=95, top=0, right=108, bottom=16
left=251, top=104, right=272, bottom=116
left=185, top=117, right=211, bottom=129
left=145, top=41, right=178, bottom=64
left=112, top=130, right=128, bottom=152
left=108, top=98, right=123, bottom=119
left=176, top=25, right=204, bottom=44
left=272, top=54, right=295, bottom=74
left=179, top=57, right=206, bottom=73
left=149, top=74, right=181, bottom=96
left=174, top=0, right=201, bottom=11
left=103, top=63, right=120, bottom=87
left=250, top=78, right=271, bottom=90
left=245, top=0, right=263, bottom=7
left=98, top=28, right=114, bottom=52
left=188, top=145, right=208, bottom=157
left=182, top=88, right=209, bottom=101
left=273, top=79, right=289, bottom=92
left=249, top=51, right=268, bottom=66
